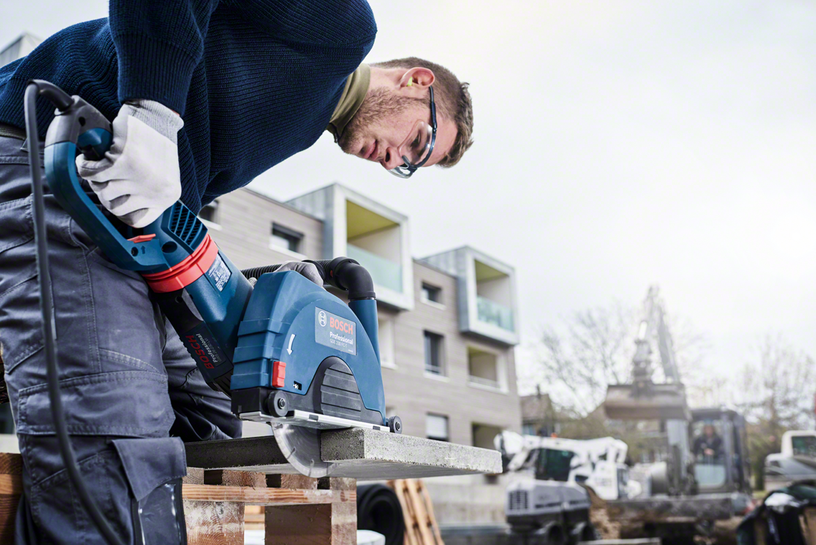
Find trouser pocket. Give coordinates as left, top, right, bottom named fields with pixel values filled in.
left=113, top=437, right=188, bottom=545
left=19, top=435, right=187, bottom=545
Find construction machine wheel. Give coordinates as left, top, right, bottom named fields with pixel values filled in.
left=579, top=523, right=601, bottom=542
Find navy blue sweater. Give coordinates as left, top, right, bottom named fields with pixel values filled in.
left=0, top=0, right=376, bottom=213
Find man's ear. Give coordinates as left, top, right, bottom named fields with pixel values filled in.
left=399, top=67, right=435, bottom=97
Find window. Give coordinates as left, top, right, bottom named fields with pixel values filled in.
left=792, top=435, right=816, bottom=458
left=424, top=331, right=444, bottom=375
left=199, top=200, right=219, bottom=225
left=522, top=423, right=537, bottom=437
left=378, top=316, right=396, bottom=368
left=421, top=283, right=442, bottom=304
left=270, top=223, right=303, bottom=253
left=426, top=414, right=449, bottom=442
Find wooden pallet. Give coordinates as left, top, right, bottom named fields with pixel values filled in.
left=388, top=479, right=443, bottom=545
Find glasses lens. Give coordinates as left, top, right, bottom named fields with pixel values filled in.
left=399, top=121, right=433, bottom=166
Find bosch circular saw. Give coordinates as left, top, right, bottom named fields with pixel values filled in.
left=34, top=81, right=402, bottom=478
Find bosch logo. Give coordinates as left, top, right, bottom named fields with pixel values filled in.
left=185, top=335, right=214, bottom=369
left=329, top=317, right=354, bottom=334
left=318, top=310, right=327, bottom=327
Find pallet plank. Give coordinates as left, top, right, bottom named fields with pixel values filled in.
left=183, top=484, right=353, bottom=505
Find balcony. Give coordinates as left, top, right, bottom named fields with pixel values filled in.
left=477, top=296, right=514, bottom=331
left=286, top=184, right=414, bottom=310
left=420, top=247, right=519, bottom=345
left=347, top=244, right=402, bottom=293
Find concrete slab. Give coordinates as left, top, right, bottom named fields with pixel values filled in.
left=185, top=429, right=501, bottom=481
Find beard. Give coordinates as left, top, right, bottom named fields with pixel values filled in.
left=338, top=89, right=419, bottom=155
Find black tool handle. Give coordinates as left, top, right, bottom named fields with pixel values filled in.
left=241, top=257, right=375, bottom=301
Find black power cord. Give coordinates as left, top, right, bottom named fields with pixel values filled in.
left=24, top=82, right=126, bottom=545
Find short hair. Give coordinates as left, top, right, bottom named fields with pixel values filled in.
left=373, top=57, right=473, bottom=168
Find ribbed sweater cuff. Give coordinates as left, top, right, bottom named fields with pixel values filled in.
left=114, top=33, right=199, bottom=116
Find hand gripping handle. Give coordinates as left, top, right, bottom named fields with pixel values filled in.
left=35, top=80, right=177, bottom=272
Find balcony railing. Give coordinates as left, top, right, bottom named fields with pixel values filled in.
left=468, top=375, right=501, bottom=390
left=476, top=296, right=514, bottom=331
left=347, top=244, right=402, bottom=293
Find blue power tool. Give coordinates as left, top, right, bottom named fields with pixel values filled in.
left=34, top=81, right=401, bottom=478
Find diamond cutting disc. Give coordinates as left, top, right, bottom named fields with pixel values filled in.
left=273, top=423, right=336, bottom=478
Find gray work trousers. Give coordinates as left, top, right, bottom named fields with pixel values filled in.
left=0, top=134, right=242, bottom=544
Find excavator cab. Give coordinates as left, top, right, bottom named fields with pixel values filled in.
left=690, top=408, right=752, bottom=495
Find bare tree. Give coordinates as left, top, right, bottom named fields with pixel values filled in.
left=731, top=334, right=816, bottom=488
left=527, top=300, right=707, bottom=416
left=734, top=334, right=816, bottom=431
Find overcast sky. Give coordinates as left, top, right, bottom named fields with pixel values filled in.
left=4, top=1, right=816, bottom=396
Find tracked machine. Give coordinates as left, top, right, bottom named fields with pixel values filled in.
left=603, top=287, right=752, bottom=545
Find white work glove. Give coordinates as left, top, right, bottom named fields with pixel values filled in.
left=276, top=261, right=323, bottom=286
left=76, top=99, right=184, bottom=228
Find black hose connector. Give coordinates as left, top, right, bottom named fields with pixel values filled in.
left=307, top=257, right=375, bottom=301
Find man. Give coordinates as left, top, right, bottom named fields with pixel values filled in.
left=0, top=1, right=474, bottom=543
left=693, top=424, right=724, bottom=461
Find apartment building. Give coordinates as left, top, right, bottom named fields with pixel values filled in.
left=203, top=183, right=522, bottom=448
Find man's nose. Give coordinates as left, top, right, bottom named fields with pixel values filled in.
left=381, top=146, right=403, bottom=170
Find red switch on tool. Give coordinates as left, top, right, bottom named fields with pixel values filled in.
left=272, top=361, right=286, bottom=388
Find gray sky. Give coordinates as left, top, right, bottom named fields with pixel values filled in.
left=5, top=1, right=816, bottom=395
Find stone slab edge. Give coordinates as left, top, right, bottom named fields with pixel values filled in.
left=321, top=428, right=502, bottom=474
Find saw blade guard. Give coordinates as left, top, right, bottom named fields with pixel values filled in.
left=230, top=270, right=388, bottom=428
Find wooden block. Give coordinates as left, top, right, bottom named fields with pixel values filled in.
left=245, top=505, right=265, bottom=531
left=184, top=500, right=244, bottom=545
left=0, top=453, right=21, bottom=476
left=185, top=467, right=205, bottom=485
left=266, top=503, right=333, bottom=545
left=327, top=478, right=356, bottom=491
left=0, top=453, right=22, bottom=544
left=185, top=467, right=254, bottom=545
left=265, top=474, right=357, bottom=545
left=264, top=501, right=356, bottom=545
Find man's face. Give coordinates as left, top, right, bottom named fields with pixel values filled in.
left=704, top=425, right=715, bottom=437
left=339, top=87, right=457, bottom=172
